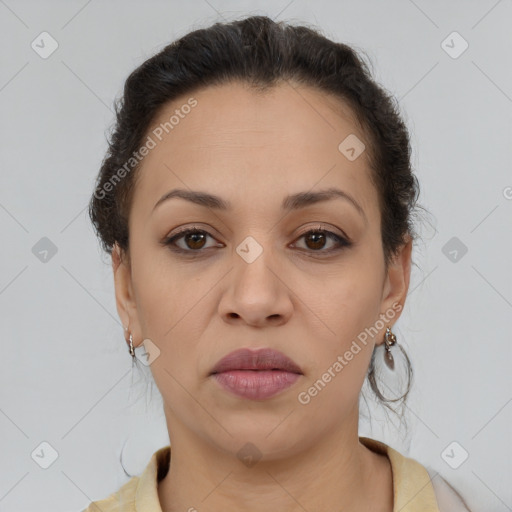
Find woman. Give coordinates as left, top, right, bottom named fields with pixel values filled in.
left=85, top=15, right=472, bottom=512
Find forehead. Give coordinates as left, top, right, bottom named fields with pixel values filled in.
left=131, top=81, right=378, bottom=221
left=150, top=80, right=363, bottom=147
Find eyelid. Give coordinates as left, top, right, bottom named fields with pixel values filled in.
left=294, top=223, right=348, bottom=241
left=166, top=223, right=348, bottom=242
left=163, top=225, right=223, bottom=250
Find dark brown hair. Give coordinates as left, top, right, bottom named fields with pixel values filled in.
left=89, top=15, right=424, bottom=424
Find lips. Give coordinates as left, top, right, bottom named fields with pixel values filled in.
left=210, top=347, right=303, bottom=375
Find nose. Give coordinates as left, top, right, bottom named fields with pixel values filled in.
left=218, top=247, right=293, bottom=328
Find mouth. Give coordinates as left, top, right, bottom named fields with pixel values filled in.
left=209, top=347, right=303, bottom=400
left=209, top=347, right=303, bottom=375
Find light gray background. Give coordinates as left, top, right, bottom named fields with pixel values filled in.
left=1, top=1, right=511, bottom=511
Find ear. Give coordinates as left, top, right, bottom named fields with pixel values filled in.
left=378, top=236, right=413, bottom=342
left=112, top=243, right=141, bottom=348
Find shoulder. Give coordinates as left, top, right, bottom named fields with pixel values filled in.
left=81, top=475, right=139, bottom=512
left=425, top=466, right=473, bottom=512
left=359, top=437, right=474, bottom=511
left=81, top=444, right=170, bottom=511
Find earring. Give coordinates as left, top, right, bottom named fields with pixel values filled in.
left=128, top=332, right=135, bottom=360
left=383, top=326, right=397, bottom=371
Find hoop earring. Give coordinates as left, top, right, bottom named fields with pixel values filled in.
left=383, top=326, right=397, bottom=371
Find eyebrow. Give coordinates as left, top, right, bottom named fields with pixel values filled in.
left=152, top=187, right=367, bottom=223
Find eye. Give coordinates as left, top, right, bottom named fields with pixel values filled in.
left=162, top=227, right=222, bottom=253
left=291, top=227, right=350, bottom=254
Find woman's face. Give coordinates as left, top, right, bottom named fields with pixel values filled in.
left=112, top=81, right=411, bottom=459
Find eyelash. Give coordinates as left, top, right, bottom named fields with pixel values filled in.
left=161, top=225, right=351, bottom=257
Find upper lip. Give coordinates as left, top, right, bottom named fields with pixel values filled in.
left=210, top=347, right=303, bottom=375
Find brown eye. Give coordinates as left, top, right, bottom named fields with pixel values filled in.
left=293, top=229, right=349, bottom=253
left=304, top=231, right=327, bottom=250
left=164, top=228, right=219, bottom=252
left=183, top=231, right=207, bottom=250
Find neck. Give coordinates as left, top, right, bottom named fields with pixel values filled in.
left=157, top=407, right=393, bottom=512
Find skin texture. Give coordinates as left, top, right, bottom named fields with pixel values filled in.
left=112, top=81, right=412, bottom=512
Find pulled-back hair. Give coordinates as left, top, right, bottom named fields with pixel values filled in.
left=89, top=15, right=423, bottom=424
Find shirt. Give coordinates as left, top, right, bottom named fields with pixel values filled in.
left=82, top=436, right=472, bottom=511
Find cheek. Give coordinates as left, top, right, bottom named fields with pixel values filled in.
left=297, top=278, right=381, bottom=416
left=302, top=251, right=384, bottom=391
left=130, top=252, right=213, bottom=378
left=134, top=263, right=207, bottom=415
left=320, top=259, right=384, bottom=341
left=130, top=235, right=201, bottom=328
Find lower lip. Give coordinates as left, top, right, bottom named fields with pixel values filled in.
left=211, top=370, right=301, bottom=400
